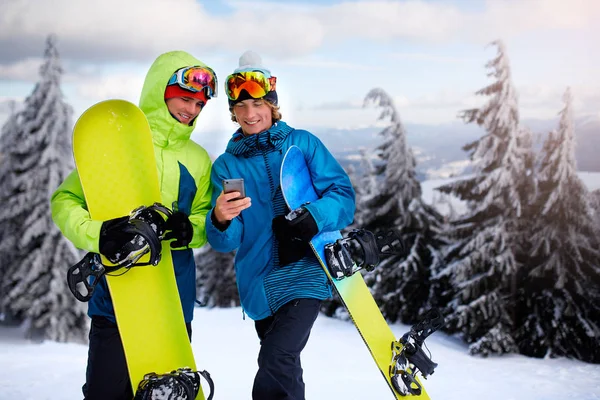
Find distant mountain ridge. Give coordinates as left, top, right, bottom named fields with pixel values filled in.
left=197, top=116, right=599, bottom=179
left=309, top=116, right=600, bottom=179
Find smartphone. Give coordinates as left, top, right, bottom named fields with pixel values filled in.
left=223, top=178, right=246, bottom=201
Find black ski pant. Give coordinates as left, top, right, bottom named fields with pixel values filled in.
left=82, top=316, right=192, bottom=400
left=252, top=298, right=321, bottom=400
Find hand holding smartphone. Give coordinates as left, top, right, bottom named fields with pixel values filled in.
left=223, top=178, right=246, bottom=201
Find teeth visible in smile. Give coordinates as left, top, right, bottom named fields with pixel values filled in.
left=180, top=113, right=190, bottom=120
left=246, top=120, right=258, bottom=125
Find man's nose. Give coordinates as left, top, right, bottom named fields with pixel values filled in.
left=245, top=105, right=257, bottom=116
left=184, top=102, right=198, bottom=114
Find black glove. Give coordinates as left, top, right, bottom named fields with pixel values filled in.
left=164, top=211, right=193, bottom=248
left=273, top=207, right=319, bottom=242
left=272, top=207, right=319, bottom=266
left=99, top=216, right=135, bottom=261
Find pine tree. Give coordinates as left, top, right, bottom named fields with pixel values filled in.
left=0, top=100, right=18, bottom=150
left=353, top=148, right=378, bottom=228
left=344, top=163, right=359, bottom=226
left=361, top=88, right=445, bottom=324
left=590, top=189, right=600, bottom=232
left=195, top=245, right=239, bottom=308
left=0, top=101, right=18, bottom=323
left=0, top=35, right=87, bottom=342
left=516, top=88, right=600, bottom=363
left=435, top=40, right=531, bottom=356
left=430, top=191, right=457, bottom=222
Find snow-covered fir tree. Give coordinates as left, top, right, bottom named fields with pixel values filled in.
left=516, top=88, right=600, bottom=363
left=0, top=35, right=87, bottom=342
left=0, top=100, right=18, bottom=151
left=195, top=245, right=239, bottom=308
left=590, top=189, right=600, bottom=232
left=353, top=148, right=378, bottom=228
left=360, top=88, right=445, bottom=324
left=434, top=40, right=532, bottom=356
left=0, top=103, right=18, bottom=315
left=430, top=191, right=457, bottom=222
left=344, top=163, right=359, bottom=226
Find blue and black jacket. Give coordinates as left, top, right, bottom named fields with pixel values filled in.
left=206, top=121, right=355, bottom=320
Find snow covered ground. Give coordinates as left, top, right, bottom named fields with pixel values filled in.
left=2, top=173, right=600, bottom=399
left=1, top=306, right=599, bottom=400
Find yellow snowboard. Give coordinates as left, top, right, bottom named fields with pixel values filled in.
left=72, top=99, right=204, bottom=398
left=280, top=145, right=431, bottom=399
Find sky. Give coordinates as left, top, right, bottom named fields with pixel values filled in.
left=2, top=306, right=600, bottom=400
left=1, top=0, right=599, bottom=153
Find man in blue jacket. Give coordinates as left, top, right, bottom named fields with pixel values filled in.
left=206, top=50, right=355, bottom=400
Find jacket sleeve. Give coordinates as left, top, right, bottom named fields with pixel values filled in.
left=204, top=157, right=243, bottom=252
left=300, top=133, right=356, bottom=233
left=187, top=153, right=213, bottom=249
left=50, top=169, right=103, bottom=253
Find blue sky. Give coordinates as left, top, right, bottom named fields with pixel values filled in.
left=1, top=0, right=598, bottom=152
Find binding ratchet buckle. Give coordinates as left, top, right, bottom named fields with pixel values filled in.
left=389, top=309, right=445, bottom=396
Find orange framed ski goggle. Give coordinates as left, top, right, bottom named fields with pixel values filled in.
left=225, top=70, right=277, bottom=101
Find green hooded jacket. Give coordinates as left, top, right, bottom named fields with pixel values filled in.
left=50, top=51, right=213, bottom=322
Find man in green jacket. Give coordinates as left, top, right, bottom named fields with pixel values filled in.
left=51, top=51, right=215, bottom=400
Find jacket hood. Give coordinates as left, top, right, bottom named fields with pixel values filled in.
left=139, top=51, right=207, bottom=148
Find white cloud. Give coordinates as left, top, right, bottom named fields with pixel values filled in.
left=319, top=1, right=466, bottom=42
left=390, top=52, right=474, bottom=64
left=75, top=73, right=144, bottom=103
left=515, top=84, right=600, bottom=120
left=302, top=100, right=364, bottom=111
left=0, top=0, right=325, bottom=63
left=292, top=0, right=600, bottom=47
left=281, top=56, right=384, bottom=71
left=1, top=0, right=597, bottom=132
left=0, top=0, right=214, bottom=49
left=0, top=58, right=42, bottom=80
left=478, top=0, right=600, bottom=35
left=2, top=0, right=598, bottom=65
left=321, top=0, right=600, bottom=44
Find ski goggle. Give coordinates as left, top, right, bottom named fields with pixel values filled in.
left=225, top=70, right=277, bottom=101
left=167, top=66, right=218, bottom=98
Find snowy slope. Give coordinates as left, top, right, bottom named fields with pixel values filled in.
left=1, top=307, right=599, bottom=400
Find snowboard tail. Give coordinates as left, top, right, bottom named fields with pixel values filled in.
left=72, top=100, right=206, bottom=399
left=280, top=145, right=430, bottom=399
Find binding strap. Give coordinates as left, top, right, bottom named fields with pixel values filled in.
left=66, top=203, right=173, bottom=302
left=134, top=367, right=215, bottom=400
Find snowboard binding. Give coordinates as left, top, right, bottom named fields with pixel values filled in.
left=66, top=252, right=105, bottom=302
left=66, top=202, right=172, bottom=302
left=106, top=202, right=173, bottom=267
left=324, top=229, right=405, bottom=280
left=389, top=308, right=445, bottom=396
left=134, top=367, right=214, bottom=400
